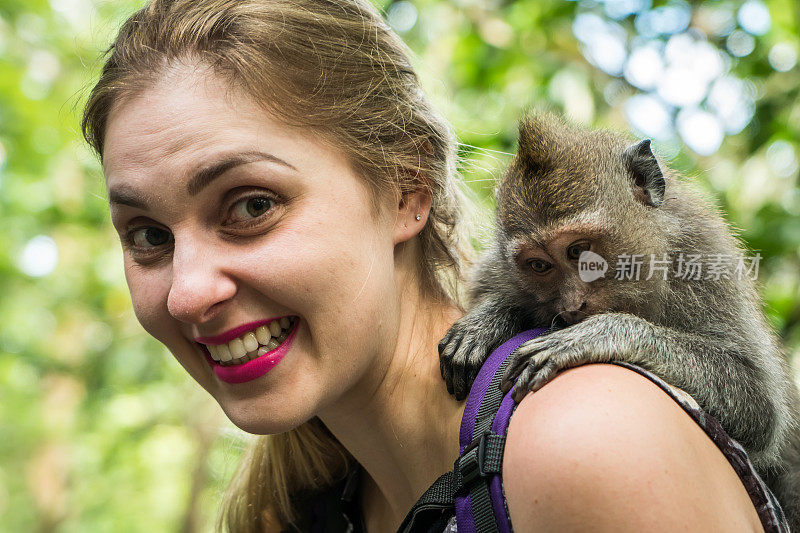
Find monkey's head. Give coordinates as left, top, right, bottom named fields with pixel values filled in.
left=496, top=113, right=673, bottom=326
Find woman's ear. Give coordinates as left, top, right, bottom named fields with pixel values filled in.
left=393, top=188, right=431, bottom=244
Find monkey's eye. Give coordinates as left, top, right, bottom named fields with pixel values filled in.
left=566, top=240, right=591, bottom=261
left=527, top=258, right=552, bottom=274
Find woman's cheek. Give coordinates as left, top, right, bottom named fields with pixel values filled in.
left=125, top=263, right=172, bottom=342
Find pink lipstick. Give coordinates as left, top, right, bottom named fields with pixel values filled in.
left=200, top=318, right=300, bottom=384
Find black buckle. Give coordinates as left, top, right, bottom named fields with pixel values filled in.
left=456, top=431, right=490, bottom=490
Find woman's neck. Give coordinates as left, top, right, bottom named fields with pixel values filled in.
left=318, top=284, right=466, bottom=530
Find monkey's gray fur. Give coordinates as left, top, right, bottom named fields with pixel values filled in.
left=439, top=113, right=800, bottom=527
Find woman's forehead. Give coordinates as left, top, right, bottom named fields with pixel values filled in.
left=99, top=63, right=389, bottom=223
left=102, top=72, right=326, bottom=185
left=102, top=70, right=261, bottom=172
left=100, top=69, right=379, bottom=217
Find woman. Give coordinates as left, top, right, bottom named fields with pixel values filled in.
left=82, top=0, right=778, bottom=530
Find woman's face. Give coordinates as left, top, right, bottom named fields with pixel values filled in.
left=103, top=65, right=404, bottom=434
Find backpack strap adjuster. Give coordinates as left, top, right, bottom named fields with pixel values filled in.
left=455, top=429, right=509, bottom=494
left=458, top=430, right=489, bottom=487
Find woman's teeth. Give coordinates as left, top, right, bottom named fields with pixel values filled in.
left=206, top=317, right=294, bottom=366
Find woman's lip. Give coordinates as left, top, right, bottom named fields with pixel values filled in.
left=202, top=318, right=300, bottom=384
left=195, top=316, right=295, bottom=345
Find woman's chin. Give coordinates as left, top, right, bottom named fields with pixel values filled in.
left=221, top=403, right=310, bottom=435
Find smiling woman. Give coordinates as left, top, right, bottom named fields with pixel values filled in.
left=96, top=50, right=467, bottom=427
left=101, top=64, right=427, bottom=421
left=80, top=0, right=784, bottom=532
left=82, top=0, right=474, bottom=529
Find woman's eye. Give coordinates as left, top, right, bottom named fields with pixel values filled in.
left=229, top=195, right=275, bottom=224
left=129, top=227, right=172, bottom=248
left=528, top=259, right=552, bottom=274
left=566, top=240, right=590, bottom=261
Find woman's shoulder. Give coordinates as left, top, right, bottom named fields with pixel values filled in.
left=501, top=363, right=763, bottom=532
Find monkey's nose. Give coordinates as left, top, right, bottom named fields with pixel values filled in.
left=562, top=302, right=588, bottom=324
left=551, top=315, right=570, bottom=330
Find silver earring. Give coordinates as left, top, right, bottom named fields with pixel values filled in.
left=415, top=213, right=421, bottom=221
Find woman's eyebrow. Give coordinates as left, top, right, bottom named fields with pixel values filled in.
left=108, top=150, right=296, bottom=209
left=108, top=185, right=149, bottom=209
left=186, top=150, right=296, bottom=195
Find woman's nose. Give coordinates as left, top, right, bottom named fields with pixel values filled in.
left=166, top=238, right=237, bottom=324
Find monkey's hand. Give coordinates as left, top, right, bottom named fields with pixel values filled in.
left=439, top=313, right=498, bottom=401
left=500, top=313, right=645, bottom=402
left=439, top=300, right=524, bottom=401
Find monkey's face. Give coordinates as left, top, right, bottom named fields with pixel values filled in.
left=508, top=221, right=667, bottom=326
left=509, top=229, right=609, bottom=325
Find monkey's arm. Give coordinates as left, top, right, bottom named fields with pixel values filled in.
left=501, top=312, right=788, bottom=468
left=439, top=295, right=530, bottom=400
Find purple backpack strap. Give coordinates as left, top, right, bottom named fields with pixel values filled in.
left=454, top=329, right=547, bottom=533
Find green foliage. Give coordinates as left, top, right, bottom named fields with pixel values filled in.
left=1, top=0, right=798, bottom=530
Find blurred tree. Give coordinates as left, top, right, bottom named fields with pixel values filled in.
left=0, top=0, right=797, bottom=530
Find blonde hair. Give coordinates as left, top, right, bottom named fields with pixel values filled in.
left=82, top=0, right=474, bottom=529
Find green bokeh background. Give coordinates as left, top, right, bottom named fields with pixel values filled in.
left=1, top=0, right=798, bottom=531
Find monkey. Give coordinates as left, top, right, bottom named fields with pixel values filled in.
left=438, top=113, right=800, bottom=527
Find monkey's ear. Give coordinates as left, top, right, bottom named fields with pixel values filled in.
left=624, top=139, right=666, bottom=207
left=517, top=114, right=557, bottom=171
